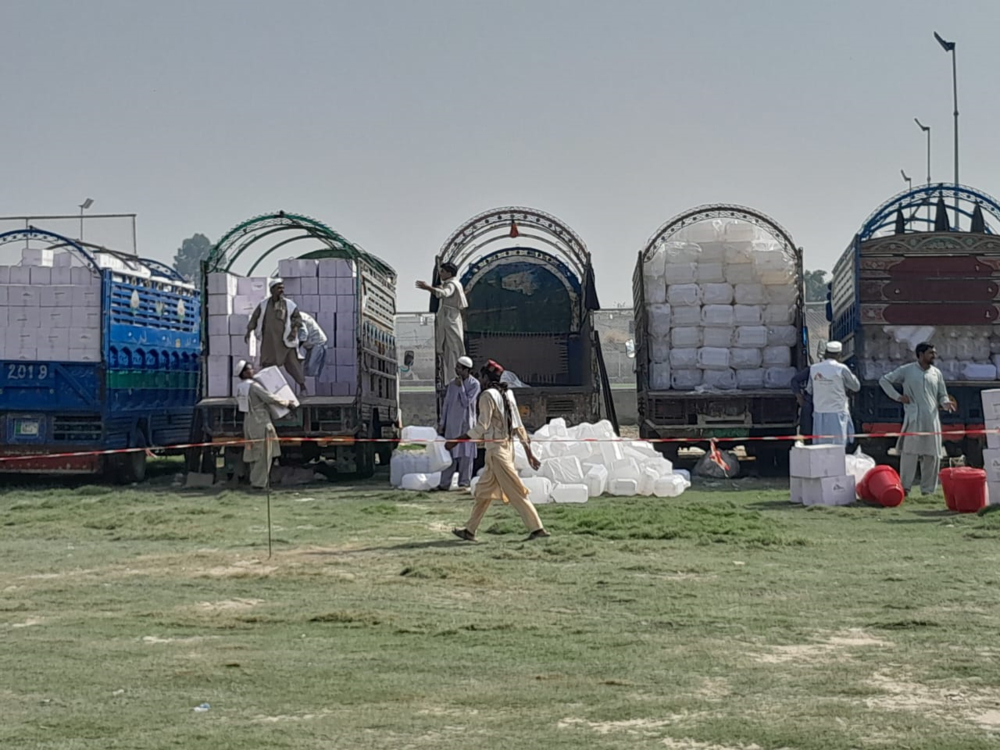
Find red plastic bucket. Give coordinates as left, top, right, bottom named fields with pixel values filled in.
left=865, top=465, right=905, bottom=507
left=951, top=468, right=987, bottom=514
left=939, top=468, right=958, bottom=511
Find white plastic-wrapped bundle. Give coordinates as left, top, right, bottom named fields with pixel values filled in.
left=734, top=304, right=763, bottom=325
left=670, top=348, right=698, bottom=368
left=765, top=284, right=798, bottom=305
left=697, top=347, right=730, bottom=370
left=696, top=242, right=726, bottom=263
left=963, top=362, right=997, bottom=381
left=681, top=220, right=723, bottom=245
left=664, top=241, right=702, bottom=263
left=671, top=369, right=702, bottom=389
left=763, top=304, right=795, bottom=326
left=730, top=347, right=762, bottom=369
left=648, top=303, right=671, bottom=336
left=762, top=345, right=792, bottom=367
left=767, top=325, right=798, bottom=347
left=672, top=305, right=702, bottom=327
left=701, top=283, right=734, bottom=305
left=671, top=328, right=702, bottom=348
left=724, top=242, right=754, bottom=265
left=650, top=363, right=671, bottom=390
left=703, top=327, right=734, bottom=348
left=667, top=284, right=702, bottom=307
left=664, top=262, right=697, bottom=284
left=703, top=369, right=737, bottom=390
left=696, top=263, right=725, bottom=283
left=736, top=369, right=765, bottom=389
left=651, top=339, right=670, bottom=363
left=764, top=366, right=797, bottom=389
left=723, top=220, right=757, bottom=243
left=734, top=283, right=766, bottom=305
left=643, top=246, right=667, bottom=305
left=702, top=304, right=735, bottom=327
left=753, top=244, right=796, bottom=285
left=724, top=263, right=756, bottom=284
left=735, top=326, right=768, bottom=348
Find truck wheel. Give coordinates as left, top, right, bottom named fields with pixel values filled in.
left=107, top=449, right=147, bottom=484
left=356, top=443, right=376, bottom=479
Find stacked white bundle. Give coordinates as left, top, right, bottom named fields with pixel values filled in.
left=643, top=219, right=798, bottom=391
left=789, top=444, right=854, bottom=506
left=204, top=258, right=359, bottom=398
left=391, top=419, right=691, bottom=501
left=860, top=325, right=999, bottom=382
left=0, top=248, right=103, bottom=362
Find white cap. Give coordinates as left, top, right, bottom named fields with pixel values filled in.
left=457, top=356, right=473, bottom=369
left=826, top=341, right=843, bottom=354
left=235, top=359, right=249, bottom=376
left=268, top=278, right=283, bottom=290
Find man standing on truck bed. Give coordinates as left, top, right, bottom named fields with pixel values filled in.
left=879, top=343, right=957, bottom=496
left=246, top=279, right=306, bottom=394
left=435, top=355, right=480, bottom=491
left=806, top=342, right=860, bottom=446
left=416, top=262, right=468, bottom=385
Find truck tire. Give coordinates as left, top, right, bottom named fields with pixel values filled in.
left=106, top=449, right=147, bottom=484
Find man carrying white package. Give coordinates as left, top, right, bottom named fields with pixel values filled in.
left=296, top=311, right=328, bottom=380
left=434, top=356, right=480, bottom=491
left=806, top=341, right=860, bottom=446
left=416, top=262, right=468, bottom=385
left=235, top=360, right=295, bottom=490
left=246, top=279, right=306, bottom=394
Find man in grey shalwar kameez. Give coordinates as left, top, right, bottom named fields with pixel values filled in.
left=436, top=356, right=480, bottom=490
left=236, top=360, right=295, bottom=490
left=879, top=343, right=957, bottom=496
left=416, top=262, right=468, bottom=386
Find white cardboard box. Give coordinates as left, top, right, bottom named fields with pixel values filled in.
left=206, top=356, right=232, bottom=397
left=232, top=296, right=258, bottom=316
left=229, top=335, right=252, bottom=358
left=29, top=266, right=52, bottom=285
left=21, top=248, right=53, bottom=267
left=208, top=315, right=230, bottom=337
left=298, top=295, right=320, bottom=314
left=335, top=278, right=355, bottom=296
left=318, top=259, right=353, bottom=278
left=0, top=286, right=6, bottom=306
left=0, top=267, right=9, bottom=284
left=790, top=476, right=805, bottom=504
left=67, top=349, right=101, bottom=363
left=278, top=259, right=317, bottom=279
left=319, top=295, right=338, bottom=313
left=10, top=285, right=40, bottom=306
left=71, top=308, right=101, bottom=329
left=207, top=272, right=238, bottom=296
left=72, top=287, right=100, bottom=307
left=237, top=277, right=268, bottom=297
left=790, top=444, right=847, bottom=479
left=9, top=266, right=31, bottom=284
left=43, top=309, right=73, bottom=328
left=212, top=336, right=231, bottom=356
left=983, top=414, right=1000, bottom=449
left=298, top=277, right=319, bottom=296
left=40, top=286, right=74, bottom=307
left=207, top=295, right=233, bottom=316
left=229, top=314, right=250, bottom=335
left=982, top=389, right=1000, bottom=422
left=268, top=384, right=299, bottom=420
left=9, top=308, right=41, bottom=328
left=51, top=267, right=73, bottom=284
left=70, top=328, right=101, bottom=347
left=982, top=449, right=1000, bottom=483
left=801, top=475, right=856, bottom=506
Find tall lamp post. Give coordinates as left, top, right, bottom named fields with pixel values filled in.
left=934, top=31, right=959, bottom=220
left=914, top=119, right=931, bottom=225
left=901, top=170, right=913, bottom=192
left=78, top=198, right=94, bottom=241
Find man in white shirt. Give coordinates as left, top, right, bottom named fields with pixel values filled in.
left=416, top=262, right=468, bottom=385
left=806, top=341, right=861, bottom=446
left=296, top=311, right=329, bottom=382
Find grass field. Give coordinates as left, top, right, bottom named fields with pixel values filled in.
left=2, top=467, right=1000, bottom=749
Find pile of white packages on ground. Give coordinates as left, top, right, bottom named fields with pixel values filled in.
left=390, top=419, right=690, bottom=503
left=643, top=218, right=799, bottom=392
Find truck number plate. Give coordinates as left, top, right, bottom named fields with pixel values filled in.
left=6, top=364, right=50, bottom=381
left=14, top=419, right=40, bottom=437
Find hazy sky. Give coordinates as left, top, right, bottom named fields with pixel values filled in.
left=3, top=0, right=998, bottom=310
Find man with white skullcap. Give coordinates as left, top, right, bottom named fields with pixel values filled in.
left=234, top=359, right=295, bottom=489
left=435, top=355, right=480, bottom=490
left=245, top=278, right=306, bottom=393
left=807, top=341, right=860, bottom=446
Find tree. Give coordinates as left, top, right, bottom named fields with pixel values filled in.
left=172, top=234, right=213, bottom=281
left=804, top=269, right=829, bottom=303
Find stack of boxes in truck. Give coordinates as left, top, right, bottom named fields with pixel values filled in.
left=0, top=248, right=102, bottom=362
left=980, top=389, right=1000, bottom=501
left=789, top=444, right=855, bottom=506
left=204, top=258, right=358, bottom=398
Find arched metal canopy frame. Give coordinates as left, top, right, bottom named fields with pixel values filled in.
left=437, top=206, right=591, bottom=281
left=858, top=183, right=1000, bottom=241
left=206, top=212, right=395, bottom=279
left=641, top=203, right=797, bottom=263
left=0, top=227, right=189, bottom=283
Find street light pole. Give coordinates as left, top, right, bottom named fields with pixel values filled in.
left=78, top=198, right=94, bottom=241
left=901, top=170, right=913, bottom=192
left=934, top=32, right=959, bottom=222
left=915, top=118, right=931, bottom=226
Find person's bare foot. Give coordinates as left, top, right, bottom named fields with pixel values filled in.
left=451, top=528, right=476, bottom=542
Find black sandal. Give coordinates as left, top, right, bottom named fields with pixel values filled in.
left=451, top=528, right=476, bottom=542
left=526, top=529, right=551, bottom=541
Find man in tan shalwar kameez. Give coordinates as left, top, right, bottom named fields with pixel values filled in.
left=246, top=278, right=306, bottom=393
left=235, top=360, right=294, bottom=489
left=447, top=360, right=550, bottom=542
left=416, top=262, right=468, bottom=386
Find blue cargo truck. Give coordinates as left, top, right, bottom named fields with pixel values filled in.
left=0, top=228, right=201, bottom=481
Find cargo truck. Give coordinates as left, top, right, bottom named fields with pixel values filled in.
left=193, top=212, right=399, bottom=478
left=430, top=206, right=617, bottom=432
left=830, top=184, right=1000, bottom=467
left=633, top=204, right=807, bottom=472
left=0, top=227, right=201, bottom=481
